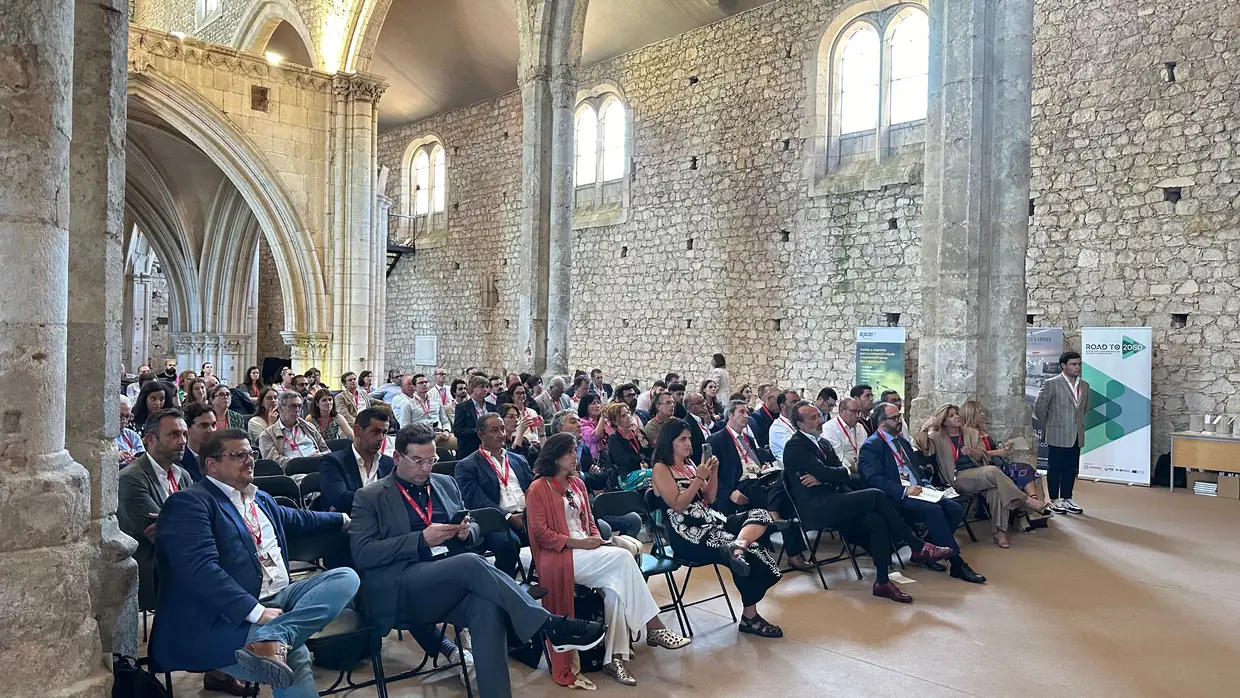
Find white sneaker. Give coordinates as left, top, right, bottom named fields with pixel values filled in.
left=1064, top=498, right=1083, bottom=514
left=447, top=647, right=476, bottom=689
left=1049, top=498, right=1068, bottom=514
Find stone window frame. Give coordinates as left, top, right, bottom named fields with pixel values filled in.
left=573, top=83, right=632, bottom=230
left=398, top=134, right=449, bottom=249
left=805, top=0, right=929, bottom=196
left=195, top=0, right=223, bottom=30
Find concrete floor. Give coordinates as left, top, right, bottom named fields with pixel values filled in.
left=156, top=481, right=1240, bottom=697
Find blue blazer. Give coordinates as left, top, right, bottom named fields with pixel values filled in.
left=319, top=449, right=395, bottom=514
left=179, top=449, right=203, bottom=482
left=857, top=432, right=928, bottom=503
left=149, top=479, right=345, bottom=672
left=452, top=399, right=496, bottom=457
left=454, top=449, right=534, bottom=510
left=707, top=428, right=775, bottom=515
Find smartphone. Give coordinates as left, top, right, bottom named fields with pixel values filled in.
left=449, top=511, right=468, bottom=525
left=701, top=443, right=713, bottom=464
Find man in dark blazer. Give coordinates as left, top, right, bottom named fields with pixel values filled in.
left=748, top=385, right=780, bottom=449
left=350, top=424, right=604, bottom=698
left=181, top=401, right=218, bottom=482
left=588, top=367, right=613, bottom=401
left=682, top=393, right=709, bottom=463
left=452, top=374, right=495, bottom=457
left=782, top=401, right=952, bottom=604
left=319, top=407, right=395, bottom=514
left=150, top=428, right=357, bottom=694
left=858, top=402, right=985, bottom=584
left=455, top=413, right=535, bottom=578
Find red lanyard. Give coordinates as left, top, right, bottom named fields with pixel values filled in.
left=280, top=425, right=302, bottom=453
left=437, top=386, right=448, bottom=404
left=623, top=429, right=642, bottom=453
left=166, top=469, right=180, bottom=493
left=480, top=448, right=511, bottom=486
left=397, top=483, right=434, bottom=526
left=836, top=417, right=858, bottom=453
left=949, top=434, right=964, bottom=462
left=352, top=390, right=363, bottom=408
left=981, top=434, right=992, bottom=451
left=885, top=435, right=907, bottom=467
left=778, top=416, right=794, bottom=432
left=727, top=428, right=752, bottom=465
left=243, top=500, right=263, bottom=547
left=415, top=394, right=431, bottom=415
left=761, top=405, right=775, bottom=421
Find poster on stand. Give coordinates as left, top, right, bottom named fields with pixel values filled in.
left=1026, top=328, right=1064, bottom=469
left=1081, top=327, right=1152, bottom=485
left=855, top=328, right=906, bottom=399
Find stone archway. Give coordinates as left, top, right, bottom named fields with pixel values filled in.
left=234, top=0, right=321, bottom=69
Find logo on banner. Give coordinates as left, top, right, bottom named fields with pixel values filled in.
left=1081, top=364, right=1151, bottom=455
left=1121, top=335, right=1147, bottom=359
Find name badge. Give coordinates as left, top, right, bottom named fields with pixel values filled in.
left=430, top=546, right=450, bottom=557
left=258, top=551, right=280, bottom=582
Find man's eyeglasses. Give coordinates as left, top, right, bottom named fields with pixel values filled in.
left=416, top=380, right=429, bottom=386
left=221, top=450, right=254, bottom=463
left=399, top=453, right=439, bottom=468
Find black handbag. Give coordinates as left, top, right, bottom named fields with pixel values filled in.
left=111, top=655, right=169, bottom=698
left=573, top=586, right=607, bottom=673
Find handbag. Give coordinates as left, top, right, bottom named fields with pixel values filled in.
left=619, top=468, right=652, bottom=491
left=608, top=533, right=642, bottom=560
left=111, top=655, right=170, bottom=698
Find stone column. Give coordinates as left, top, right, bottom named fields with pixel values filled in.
left=328, top=73, right=387, bottom=383
left=282, top=331, right=334, bottom=372
left=219, top=333, right=250, bottom=385
left=913, top=0, right=1036, bottom=449
left=67, top=0, right=139, bottom=658
left=0, top=1, right=113, bottom=695
left=374, top=194, right=393, bottom=363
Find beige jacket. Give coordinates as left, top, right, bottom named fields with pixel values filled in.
left=912, top=426, right=987, bottom=487
left=258, top=417, right=328, bottom=466
left=335, top=389, right=371, bottom=426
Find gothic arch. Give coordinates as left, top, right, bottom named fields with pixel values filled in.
left=126, top=68, right=329, bottom=339
left=200, top=182, right=261, bottom=335
left=233, top=0, right=321, bottom=69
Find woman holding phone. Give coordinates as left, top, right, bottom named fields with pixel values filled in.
left=527, top=433, right=690, bottom=688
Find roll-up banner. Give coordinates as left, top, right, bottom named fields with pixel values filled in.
left=1081, top=327, right=1152, bottom=485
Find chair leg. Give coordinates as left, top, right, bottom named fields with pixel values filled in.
left=961, top=517, right=978, bottom=543
left=712, top=564, right=738, bottom=622
left=163, top=672, right=174, bottom=697
left=840, top=532, right=864, bottom=581
left=664, top=572, right=691, bottom=638
left=894, top=545, right=906, bottom=570
left=372, top=642, right=390, bottom=698
left=141, top=611, right=148, bottom=642
left=808, top=531, right=828, bottom=590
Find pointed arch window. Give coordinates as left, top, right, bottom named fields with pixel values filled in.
left=573, top=87, right=632, bottom=229
left=399, top=136, right=448, bottom=246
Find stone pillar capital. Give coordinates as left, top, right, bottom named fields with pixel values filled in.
left=331, top=72, right=388, bottom=104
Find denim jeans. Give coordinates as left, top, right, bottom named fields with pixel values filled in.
left=217, top=568, right=359, bottom=698
left=597, top=512, right=643, bottom=539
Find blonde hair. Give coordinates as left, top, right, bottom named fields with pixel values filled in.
left=959, top=400, right=985, bottom=431
left=602, top=401, right=629, bottom=427
left=923, top=403, right=960, bottom=433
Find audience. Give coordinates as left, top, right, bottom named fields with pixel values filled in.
left=767, top=389, right=801, bottom=461
left=577, top=392, right=606, bottom=460
left=304, top=367, right=326, bottom=393
left=176, top=369, right=197, bottom=403
left=858, top=402, right=986, bottom=584
left=589, top=368, right=613, bottom=401
left=134, top=380, right=177, bottom=435
left=150, top=429, right=357, bottom=695
left=879, top=390, right=910, bottom=433
left=159, top=359, right=178, bottom=382
left=442, top=377, right=468, bottom=429
left=247, top=387, right=280, bottom=446
left=485, top=375, right=505, bottom=406
left=349, top=423, right=605, bottom=698
left=242, top=365, right=263, bottom=398
left=850, top=384, right=875, bottom=434
left=128, top=368, right=156, bottom=400
left=913, top=403, right=1049, bottom=548
left=427, top=368, right=452, bottom=423
left=210, top=384, right=249, bottom=432
left=310, top=388, right=354, bottom=441
left=748, top=384, right=779, bottom=448
left=291, top=374, right=312, bottom=418
left=528, top=433, right=690, bottom=688
left=507, top=382, right=545, bottom=441
left=319, top=408, right=393, bottom=514
left=570, top=375, right=591, bottom=405
left=782, top=400, right=953, bottom=603
left=535, top=376, right=574, bottom=421
left=634, top=380, right=666, bottom=419
left=604, top=402, right=651, bottom=488
left=181, top=401, right=218, bottom=481
left=258, top=390, right=331, bottom=466
left=453, top=375, right=495, bottom=456
left=358, top=370, right=375, bottom=395
left=961, top=399, right=1044, bottom=506
left=681, top=393, right=710, bottom=463
left=372, top=369, right=404, bottom=403
left=456, top=413, right=535, bottom=578
left=643, top=391, right=676, bottom=446
left=651, top=419, right=783, bottom=637
left=822, top=396, right=868, bottom=472
left=500, top=403, right=540, bottom=463
left=117, top=395, right=144, bottom=466
left=699, top=379, right=724, bottom=423
left=399, top=374, right=438, bottom=428
left=815, top=387, right=838, bottom=421
left=667, top=381, right=687, bottom=419
left=182, top=377, right=208, bottom=408
left=334, top=371, right=371, bottom=427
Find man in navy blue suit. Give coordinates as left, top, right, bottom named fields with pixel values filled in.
left=858, top=402, right=986, bottom=584
left=454, top=413, right=534, bottom=578
left=319, top=407, right=394, bottom=514
left=452, top=374, right=495, bottom=457
left=151, top=428, right=358, bottom=696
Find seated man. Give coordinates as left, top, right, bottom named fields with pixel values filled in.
left=350, top=424, right=605, bottom=698
left=455, top=413, right=535, bottom=578
left=258, top=390, right=331, bottom=467
left=181, top=401, right=219, bottom=482
left=767, top=389, right=800, bottom=462
left=319, top=407, right=394, bottom=514
left=859, top=401, right=985, bottom=584
left=117, top=395, right=145, bottom=467
left=782, top=401, right=952, bottom=604
left=822, top=397, right=868, bottom=473
left=150, top=429, right=358, bottom=696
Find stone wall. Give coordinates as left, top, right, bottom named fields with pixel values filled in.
left=149, top=267, right=173, bottom=363
left=132, top=0, right=250, bottom=43
left=1029, top=0, right=1240, bottom=457
left=257, top=237, right=290, bottom=360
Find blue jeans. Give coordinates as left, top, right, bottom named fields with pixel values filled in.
left=218, top=568, right=360, bottom=698
left=597, top=512, right=643, bottom=539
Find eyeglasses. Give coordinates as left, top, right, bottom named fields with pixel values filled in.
left=416, top=380, right=429, bottom=385
left=399, top=453, right=439, bottom=468
left=221, top=450, right=254, bottom=463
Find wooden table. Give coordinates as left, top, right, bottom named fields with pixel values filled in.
left=1169, top=431, right=1240, bottom=491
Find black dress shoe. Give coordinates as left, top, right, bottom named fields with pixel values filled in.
left=911, top=559, right=946, bottom=572
left=950, top=561, right=986, bottom=584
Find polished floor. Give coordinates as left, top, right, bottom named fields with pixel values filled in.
left=154, top=481, right=1240, bottom=697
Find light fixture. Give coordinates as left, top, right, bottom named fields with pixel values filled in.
left=265, top=51, right=283, bottom=65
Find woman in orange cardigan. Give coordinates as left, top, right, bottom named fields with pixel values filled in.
left=527, top=433, right=690, bottom=689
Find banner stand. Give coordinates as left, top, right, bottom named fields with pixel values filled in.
left=855, top=328, right=906, bottom=399
left=1081, top=327, right=1153, bottom=486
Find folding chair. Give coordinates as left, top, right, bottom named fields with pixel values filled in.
left=254, top=475, right=302, bottom=507
left=592, top=490, right=688, bottom=636
left=326, top=438, right=354, bottom=452
left=432, top=459, right=457, bottom=477
left=253, top=458, right=283, bottom=477
left=285, top=455, right=323, bottom=477
left=469, top=507, right=531, bottom=583
left=436, top=447, right=455, bottom=463
left=776, top=466, right=864, bottom=590
left=300, top=472, right=322, bottom=510
left=642, top=489, right=735, bottom=637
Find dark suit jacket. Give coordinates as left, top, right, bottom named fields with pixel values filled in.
left=179, top=448, right=203, bottom=482
left=452, top=399, right=494, bottom=457
left=118, top=455, right=195, bottom=609
left=708, top=428, right=775, bottom=515
left=454, top=449, right=534, bottom=510
left=149, top=479, right=344, bottom=672
left=685, top=416, right=706, bottom=464
left=319, top=449, right=395, bottom=514
left=348, top=473, right=479, bottom=635
left=858, top=432, right=928, bottom=503
left=749, top=405, right=778, bottom=448
left=607, top=431, right=647, bottom=477
left=782, top=430, right=854, bottom=528
left=590, top=382, right=613, bottom=401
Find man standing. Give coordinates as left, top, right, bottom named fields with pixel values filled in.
left=428, top=368, right=453, bottom=423
left=822, top=397, right=868, bottom=472
left=455, top=414, right=535, bottom=578
left=749, top=384, right=780, bottom=449
left=151, top=429, right=358, bottom=695
left=535, top=376, right=573, bottom=421
left=767, top=389, right=801, bottom=461
left=400, top=374, right=437, bottom=428
left=258, top=391, right=331, bottom=467
left=859, top=402, right=986, bottom=584
left=644, top=391, right=677, bottom=445
left=334, top=372, right=371, bottom=427
left=850, top=385, right=875, bottom=435
left=453, top=375, right=495, bottom=457
left=1034, top=351, right=1089, bottom=514
left=181, top=402, right=219, bottom=482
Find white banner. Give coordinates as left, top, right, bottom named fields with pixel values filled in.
left=1081, top=327, right=1152, bottom=485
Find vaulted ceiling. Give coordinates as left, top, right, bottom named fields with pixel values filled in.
left=371, top=0, right=777, bottom=130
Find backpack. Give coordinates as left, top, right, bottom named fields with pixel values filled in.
left=111, top=655, right=169, bottom=698
left=573, top=586, right=606, bottom=673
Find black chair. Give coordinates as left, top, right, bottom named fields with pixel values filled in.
left=300, top=472, right=322, bottom=510
left=776, top=467, right=863, bottom=590
left=255, top=475, right=301, bottom=506
left=327, top=438, right=353, bottom=452
left=436, top=447, right=455, bottom=462
left=592, top=490, right=688, bottom=635
left=254, top=458, right=283, bottom=477
left=642, top=488, right=735, bottom=637
left=920, top=451, right=981, bottom=542
left=274, top=495, right=300, bottom=509
left=285, top=455, right=322, bottom=477
left=432, top=460, right=457, bottom=477
left=470, top=507, right=537, bottom=588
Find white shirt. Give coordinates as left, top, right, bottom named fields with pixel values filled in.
left=482, top=450, right=526, bottom=513
left=1065, top=376, right=1082, bottom=405
left=401, top=392, right=436, bottom=427
left=278, top=422, right=318, bottom=459
left=726, top=425, right=762, bottom=479
left=353, top=447, right=381, bottom=488
left=635, top=390, right=654, bottom=414
left=564, top=495, right=588, bottom=540
left=153, top=461, right=187, bottom=497
left=428, top=384, right=452, bottom=423
left=769, top=416, right=796, bottom=461
left=207, top=476, right=290, bottom=621
left=390, top=392, right=411, bottom=425
left=823, top=417, right=867, bottom=469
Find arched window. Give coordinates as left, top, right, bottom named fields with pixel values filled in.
left=412, top=148, right=430, bottom=216
left=575, top=105, right=598, bottom=186
left=838, top=26, right=880, bottom=135
left=430, top=145, right=446, bottom=213
left=399, top=136, right=449, bottom=246
left=196, top=0, right=222, bottom=28
left=889, top=11, right=929, bottom=125
left=573, top=87, right=632, bottom=229
left=600, top=98, right=627, bottom=182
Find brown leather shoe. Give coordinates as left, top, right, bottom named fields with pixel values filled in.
left=203, top=670, right=250, bottom=696
left=909, top=541, right=954, bottom=564
left=234, top=640, right=294, bottom=688
left=872, top=581, right=914, bottom=604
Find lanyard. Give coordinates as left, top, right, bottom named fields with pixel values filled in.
left=727, top=428, right=752, bottom=465
left=415, top=393, right=431, bottom=415
left=761, top=405, right=775, bottom=422
left=777, top=416, right=793, bottom=432
left=981, top=434, right=992, bottom=451
left=166, top=468, right=180, bottom=494
left=242, top=499, right=263, bottom=548
left=437, top=386, right=448, bottom=404
left=397, top=483, right=434, bottom=526
left=480, top=448, right=511, bottom=486
left=836, top=417, right=858, bottom=453
left=352, top=390, right=363, bottom=408
left=623, top=428, right=642, bottom=454
left=1067, top=378, right=1080, bottom=406
left=280, top=424, right=302, bottom=453
left=949, top=434, right=964, bottom=462
left=885, top=435, right=907, bottom=467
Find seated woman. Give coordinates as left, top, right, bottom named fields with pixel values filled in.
left=507, top=383, right=546, bottom=443
left=603, top=402, right=652, bottom=490
left=960, top=399, right=1044, bottom=505
left=501, top=402, right=540, bottom=463
left=699, top=379, right=724, bottom=427
left=133, top=380, right=177, bottom=436
left=577, top=392, right=606, bottom=460
left=247, top=387, right=280, bottom=446
left=310, top=388, right=355, bottom=442
left=527, top=433, right=690, bottom=688
left=548, top=409, right=641, bottom=539
left=913, top=403, right=1051, bottom=548
left=208, top=384, right=250, bottom=432
left=651, top=419, right=783, bottom=638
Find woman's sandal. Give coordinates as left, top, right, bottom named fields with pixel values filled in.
left=722, top=543, right=752, bottom=577
left=738, top=613, right=783, bottom=638
left=993, top=532, right=1012, bottom=549
left=569, top=676, right=597, bottom=690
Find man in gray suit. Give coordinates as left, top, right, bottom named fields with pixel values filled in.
left=1034, top=350, right=1089, bottom=514
left=349, top=423, right=605, bottom=698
